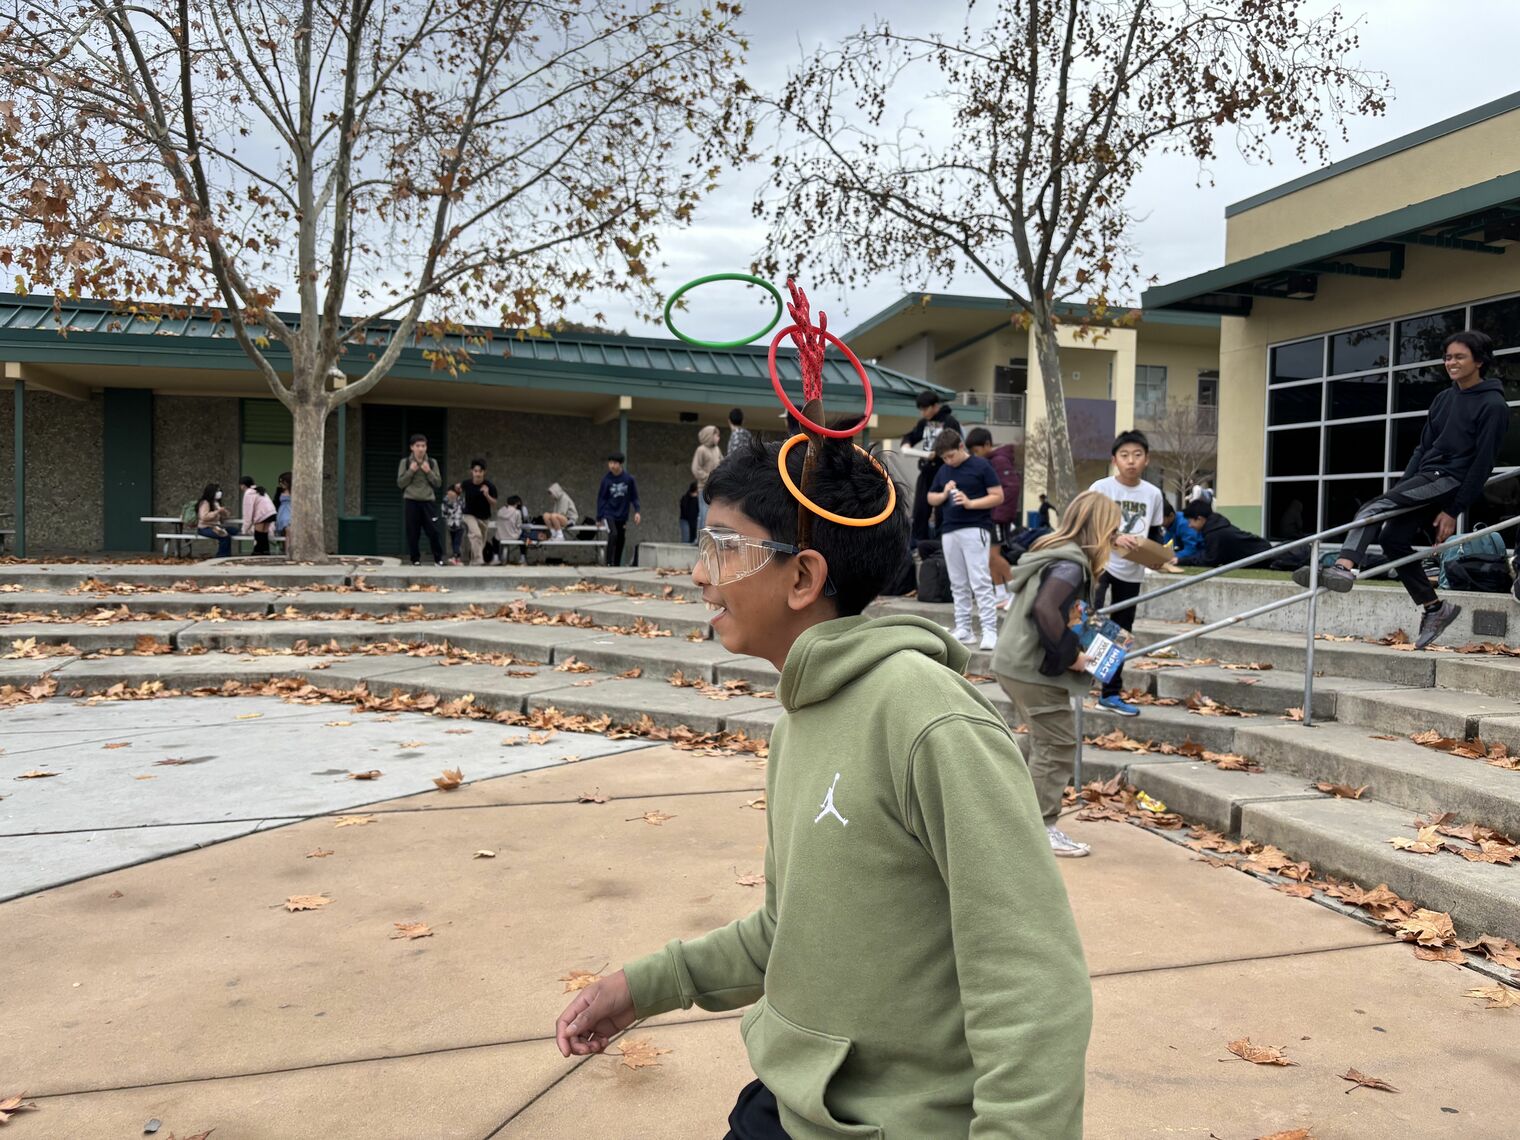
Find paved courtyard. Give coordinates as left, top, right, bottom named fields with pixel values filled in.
left=2, top=562, right=1516, bottom=1138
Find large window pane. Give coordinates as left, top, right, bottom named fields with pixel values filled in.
left=1327, top=374, right=1388, bottom=420
left=1490, top=355, right=1520, bottom=402
left=1326, top=421, right=1388, bottom=474
left=1324, top=478, right=1387, bottom=534
left=1390, top=415, right=1427, bottom=471
left=1268, top=426, right=1320, bottom=478
left=1329, top=324, right=1390, bottom=375
left=1268, top=381, right=1322, bottom=426
left=1395, top=310, right=1464, bottom=365
left=1394, top=366, right=1447, bottom=414
left=1266, top=480, right=1318, bottom=541
left=1270, top=338, right=1323, bottom=385
left=1472, top=295, right=1520, bottom=352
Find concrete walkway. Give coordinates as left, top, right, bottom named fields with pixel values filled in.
left=5, top=743, right=1514, bottom=1139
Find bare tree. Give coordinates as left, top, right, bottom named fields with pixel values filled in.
left=1022, top=414, right=1056, bottom=503
left=1144, top=399, right=1216, bottom=506
left=757, top=0, right=1386, bottom=506
left=0, top=0, right=750, bottom=558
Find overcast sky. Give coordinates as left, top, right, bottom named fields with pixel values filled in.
left=584, top=0, right=1520, bottom=343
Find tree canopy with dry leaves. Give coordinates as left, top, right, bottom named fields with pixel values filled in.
left=757, top=0, right=1387, bottom=505
left=0, top=0, right=751, bottom=558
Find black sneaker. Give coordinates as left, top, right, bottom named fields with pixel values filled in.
left=1414, top=601, right=1461, bottom=650
left=1292, top=563, right=1356, bottom=592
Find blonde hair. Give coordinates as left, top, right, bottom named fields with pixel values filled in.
left=1031, top=491, right=1122, bottom=578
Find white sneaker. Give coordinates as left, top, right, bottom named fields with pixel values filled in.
left=1047, top=825, right=1091, bottom=858
left=978, top=631, right=998, bottom=651
left=550, top=529, right=565, bottom=541
left=951, top=626, right=975, bottom=645
left=993, top=585, right=1010, bottom=606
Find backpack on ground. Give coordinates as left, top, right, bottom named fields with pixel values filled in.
left=1438, top=532, right=1510, bottom=591
left=987, top=444, right=1023, bottom=526
left=916, top=555, right=953, bottom=604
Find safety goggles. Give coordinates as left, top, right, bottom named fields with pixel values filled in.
left=696, top=527, right=838, bottom=595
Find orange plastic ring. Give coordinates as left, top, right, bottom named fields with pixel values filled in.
left=777, top=433, right=897, bottom=527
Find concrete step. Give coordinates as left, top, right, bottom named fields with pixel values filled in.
left=1433, top=654, right=1520, bottom=702
left=636, top=542, right=697, bottom=571
left=972, top=683, right=1246, bottom=754
left=1241, top=794, right=1520, bottom=944
left=1, top=620, right=195, bottom=653
left=1233, top=720, right=1520, bottom=839
left=1150, top=664, right=1387, bottom=720
left=1133, top=620, right=1442, bottom=688
left=1333, top=686, right=1520, bottom=742
left=1124, top=760, right=1327, bottom=835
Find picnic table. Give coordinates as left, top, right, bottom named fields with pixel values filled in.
left=142, top=516, right=245, bottom=558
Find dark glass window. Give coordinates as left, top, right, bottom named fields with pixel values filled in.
left=1490, top=355, right=1520, bottom=402
left=1324, top=478, right=1387, bottom=533
left=1469, top=477, right=1520, bottom=533
left=1327, top=374, right=1388, bottom=420
left=1268, top=382, right=1322, bottom=426
left=1270, top=339, right=1322, bottom=385
left=1329, top=324, right=1390, bottom=375
left=1268, top=426, right=1320, bottom=478
left=1390, top=414, right=1427, bottom=471
left=1394, top=310, right=1464, bottom=365
left=1472, top=296, right=1520, bottom=352
left=1266, top=480, right=1318, bottom=541
left=1393, top=366, right=1448, bottom=414
left=1325, top=421, right=1388, bottom=474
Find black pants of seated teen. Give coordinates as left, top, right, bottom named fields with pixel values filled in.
left=724, top=1080, right=790, bottom=1139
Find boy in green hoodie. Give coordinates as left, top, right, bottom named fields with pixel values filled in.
left=555, top=435, right=1092, bottom=1139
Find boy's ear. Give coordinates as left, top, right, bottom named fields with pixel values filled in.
left=786, top=549, right=834, bottom=613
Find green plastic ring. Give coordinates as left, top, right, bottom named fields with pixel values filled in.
left=663, top=273, right=784, bottom=350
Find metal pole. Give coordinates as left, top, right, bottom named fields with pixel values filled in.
left=1072, top=695, right=1085, bottom=791
left=12, top=378, right=23, bottom=558
left=1301, top=539, right=1320, bottom=729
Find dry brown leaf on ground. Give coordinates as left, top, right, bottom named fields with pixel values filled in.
left=1183, top=608, right=1203, bottom=624
left=1314, top=781, right=1369, bottom=799
left=555, top=656, right=595, bottom=673
left=284, top=894, right=332, bottom=912
left=1394, top=908, right=1457, bottom=947
left=1282, top=707, right=1305, bottom=721
left=527, top=729, right=558, bottom=745
left=1226, top=1037, right=1298, bottom=1066
left=560, top=965, right=607, bottom=992
left=735, top=872, right=766, bottom=887
left=0, top=1092, right=39, bottom=1123
left=616, top=1037, right=672, bottom=1070
left=102, top=741, right=131, bottom=749
left=15, top=769, right=59, bottom=779
left=1369, top=734, right=1400, bottom=741
left=743, top=796, right=766, bottom=811
left=616, top=666, right=643, bottom=679
left=333, top=814, right=376, bottom=827
left=1273, top=883, right=1315, bottom=898
left=324, top=720, right=353, bottom=727
left=1458, top=840, right=1520, bottom=865
left=1340, top=1067, right=1399, bottom=1094
left=391, top=922, right=433, bottom=940
left=347, top=770, right=382, bottom=780
left=1390, top=826, right=1445, bottom=855
left=1254, top=1130, right=1314, bottom=1140
left=444, top=727, right=473, bottom=735
left=235, top=712, right=263, bottom=720
left=1222, top=661, right=1274, bottom=671
left=577, top=789, right=609, bottom=804
left=1248, top=845, right=1312, bottom=881
left=1203, top=750, right=1262, bottom=772
left=1412, top=945, right=1465, bottom=964
left=398, top=739, right=426, bottom=748
left=473, top=849, right=496, bottom=859
left=1185, top=691, right=1253, bottom=718
left=1458, top=935, right=1520, bottom=970
left=1465, top=985, right=1520, bottom=1009
left=305, top=848, right=334, bottom=858
left=433, top=768, right=464, bottom=791
left=632, top=810, right=674, bottom=826
left=133, top=634, right=172, bottom=655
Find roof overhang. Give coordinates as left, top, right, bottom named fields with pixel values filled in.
left=1143, top=170, right=1520, bottom=317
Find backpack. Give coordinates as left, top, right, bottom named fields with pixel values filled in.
left=916, top=555, right=953, bottom=604
left=179, top=500, right=200, bottom=529
left=986, top=444, right=1023, bottom=525
left=1438, top=532, right=1509, bottom=590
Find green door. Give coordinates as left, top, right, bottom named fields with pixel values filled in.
left=240, top=398, right=293, bottom=500
left=102, top=388, right=154, bottom=551
left=361, top=405, right=447, bottom=557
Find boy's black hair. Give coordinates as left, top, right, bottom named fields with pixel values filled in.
left=1443, top=329, right=1496, bottom=377
left=198, top=482, right=220, bottom=507
left=964, top=426, right=993, bottom=449
left=932, top=429, right=964, bottom=457
left=470, top=457, right=487, bottom=469
left=1161, top=498, right=1176, bottom=519
left=704, top=434, right=908, bottom=617
left=239, top=474, right=254, bottom=488
left=1111, top=429, right=1150, bottom=456
left=607, top=452, right=626, bottom=464
left=1182, top=499, right=1213, bottom=520
left=915, top=389, right=945, bottom=409
left=506, top=494, right=524, bottom=507
left=408, top=433, right=427, bottom=446
left=729, top=407, right=744, bottom=426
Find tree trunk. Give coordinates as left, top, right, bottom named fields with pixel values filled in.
left=288, top=395, right=331, bottom=562
left=1031, top=313, right=1079, bottom=509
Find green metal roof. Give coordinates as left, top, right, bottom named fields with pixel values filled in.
left=841, top=291, right=1219, bottom=344
left=1142, top=170, right=1520, bottom=316
left=0, top=293, right=964, bottom=417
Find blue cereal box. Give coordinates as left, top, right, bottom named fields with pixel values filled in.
left=1075, top=602, right=1127, bottom=685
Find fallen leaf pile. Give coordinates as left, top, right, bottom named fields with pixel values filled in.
left=1083, top=730, right=1262, bottom=772
left=1184, top=690, right=1254, bottom=718
left=1073, top=774, right=1185, bottom=829
left=1465, top=985, right=1520, bottom=1009
left=667, top=671, right=773, bottom=701
left=1409, top=730, right=1520, bottom=771
left=1387, top=812, right=1520, bottom=864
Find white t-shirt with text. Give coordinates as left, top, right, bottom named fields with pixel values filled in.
left=1088, top=475, right=1164, bottom=584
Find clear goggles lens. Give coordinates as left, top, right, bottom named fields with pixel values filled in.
left=697, top=528, right=797, bottom=585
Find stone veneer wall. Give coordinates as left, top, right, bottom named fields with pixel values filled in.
left=0, top=389, right=105, bottom=553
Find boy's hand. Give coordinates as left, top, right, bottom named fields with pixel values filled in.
left=1160, top=559, right=1183, bottom=574
left=633, top=512, right=642, bottom=525
left=1114, top=534, right=1142, bottom=551
left=1068, top=653, right=1089, bottom=673
left=555, top=970, right=636, bottom=1057
left=409, top=461, right=419, bottom=472
left=1434, top=511, right=1458, bottom=544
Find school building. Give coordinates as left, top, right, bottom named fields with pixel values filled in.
left=1143, top=89, right=1520, bottom=540
left=0, top=297, right=964, bottom=557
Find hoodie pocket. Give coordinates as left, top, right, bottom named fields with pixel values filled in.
left=740, top=998, right=883, bottom=1138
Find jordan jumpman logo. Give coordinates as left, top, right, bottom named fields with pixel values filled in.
left=814, top=772, right=848, bottom=826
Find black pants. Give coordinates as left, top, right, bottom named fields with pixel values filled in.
left=911, top=461, right=941, bottom=545
left=723, top=1080, right=789, bottom=1140
left=252, top=528, right=270, bottom=556
left=1095, top=572, right=1141, bottom=698
left=605, top=518, right=628, bottom=567
left=1339, top=471, right=1460, bottom=607
left=404, top=499, right=445, bottom=564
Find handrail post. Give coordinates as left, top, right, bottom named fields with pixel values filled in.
left=1072, top=695, right=1085, bottom=791
left=1301, top=540, right=1321, bottom=729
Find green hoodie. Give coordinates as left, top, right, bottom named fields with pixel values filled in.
left=623, top=614, right=1092, bottom=1138
left=991, top=541, right=1094, bottom=699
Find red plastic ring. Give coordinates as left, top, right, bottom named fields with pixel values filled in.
left=767, top=325, right=873, bottom=439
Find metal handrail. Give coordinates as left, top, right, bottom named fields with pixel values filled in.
left=1068, top=466, right=1520, bottom=780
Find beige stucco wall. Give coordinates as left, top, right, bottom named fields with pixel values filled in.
left=1226, top=106, right=1520, bottom=263
left=1215, top=243, right=1520, bottom=530
left=1132, top=338, right=1220, bottom=406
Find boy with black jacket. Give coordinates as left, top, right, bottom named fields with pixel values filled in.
left=1176, top=500, right=1270, bottom=567
left=1294, top=330, right=1510, bottom=649
left=900, top=390, right=964, bottom=544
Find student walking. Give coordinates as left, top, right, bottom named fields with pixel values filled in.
left=1037, top=492, right=1056, bottom=529
left=678, top=481, right=699, bottom=543
left=900, top=389, right=964, bottom=544
left=555, top=435, right=1091, bottom=1138
left=726, top=407, right=752, bottom=454
left=238, top=475, right=258, bottom=540
left=247, top=484, right=277, bottom=555
left=993, top=491, right=1123, bottom=858
left=396, top=433, right=445, bottom=566
left=1088, top=430, right=1165, bottom=717
left=460, top=459, right=498, bottom=565
left=1293, top=330, right=1510, bottom=648
left=927, top=430, right=1004, bottom=650
left=441, top=485, right=465, bottom=563
left=596, top=452, right=641, bottom=567
left=691, top=425, right=722, bottom=530
left=194, top=483, right=239, bottom=558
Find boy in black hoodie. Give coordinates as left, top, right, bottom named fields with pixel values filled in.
left=900, top=390, right=964, bottom=545
left=1294, top=329, right=1510, bottom=649
left=1176, top=500, right=1270, bottom=567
